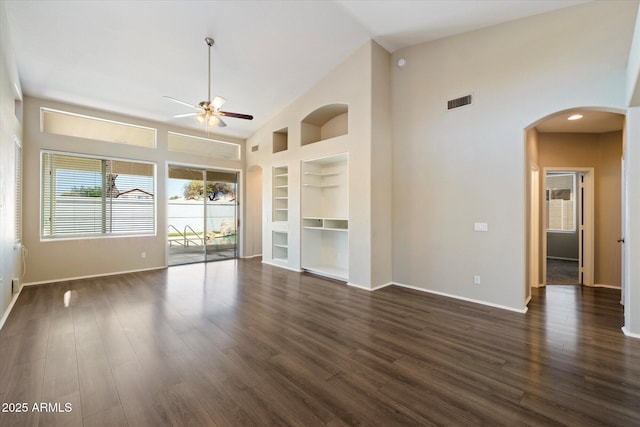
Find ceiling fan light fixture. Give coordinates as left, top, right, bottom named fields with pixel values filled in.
left=165, top=36, right=253, bottom=130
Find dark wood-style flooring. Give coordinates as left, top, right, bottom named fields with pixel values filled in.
left=546, top=258, right=580, bottom=285
left=1, top=258, right=639, bottom=426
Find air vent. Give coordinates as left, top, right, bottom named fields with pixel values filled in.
left=447, top=94, right=472, bottom=110
left=251, top=145, right=259, bottom=152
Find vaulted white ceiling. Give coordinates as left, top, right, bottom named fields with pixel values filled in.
left=5, top=0, right=590, bottom=139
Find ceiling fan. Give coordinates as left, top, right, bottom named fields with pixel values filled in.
left=164, top=37, right=253, bottom=128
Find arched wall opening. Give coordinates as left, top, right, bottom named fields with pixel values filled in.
left=525, top=107, right=626, bottom=306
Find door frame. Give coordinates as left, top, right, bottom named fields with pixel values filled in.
left=529, top=163, right=540, bottom=292
left=541, top=167, right=594, bottom=286
left=621, top=156, right=626, bottom=305
left=165, top=161, right=243, bottom=266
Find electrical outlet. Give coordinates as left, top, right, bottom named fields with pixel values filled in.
left=474, top=222, right=489, bottom=232
left=141, top=251, right=146, bottom=259
left=474, top=275, right=481, bottom=285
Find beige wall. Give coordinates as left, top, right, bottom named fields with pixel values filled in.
left=370, top=42, right=393, bottom=288
left=0, top=0, right=23, bottom=321
left=537, top=131, right=622, bottom=287
left=525, top=128, right=539, bottom=297
left=391, top=1, right=636, bottom=311
left=244, top=165, right=263, bottom=257
left=245, top=41, right=392, bottom=288
left=22, top=97, right=245, bottom=284
left=624, top=107, right=640, bottom=335
left=627, top=5, right=640, bottom=106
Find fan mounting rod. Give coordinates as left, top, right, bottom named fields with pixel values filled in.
left=205, top=37, right=214, bottom=103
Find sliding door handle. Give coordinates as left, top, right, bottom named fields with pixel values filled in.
left=617, top=237, right=625, bottom=243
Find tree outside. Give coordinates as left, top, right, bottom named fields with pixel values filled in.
left=183, top=181, right=236, bottom=201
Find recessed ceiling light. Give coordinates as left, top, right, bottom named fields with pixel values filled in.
left=568, top=114, right=583, bottom=121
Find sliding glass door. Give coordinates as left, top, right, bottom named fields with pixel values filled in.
left=205, top=170, right=238, bottom=261
left=168, top=166, right=238, bottom=266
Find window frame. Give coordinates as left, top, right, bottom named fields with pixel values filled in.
left=40, top=150, right=157, bottom=241
left=546, top=173, right=576, bottom=233
left=40, top=107, right=157, bottom=148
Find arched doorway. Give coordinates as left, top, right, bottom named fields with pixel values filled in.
left=525, top=108, right=625, bottom=304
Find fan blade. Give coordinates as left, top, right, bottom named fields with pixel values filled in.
left=208, top=115, right=227, bottom=128
left=211, top=96, right=226, bottom=110
left=173, top=112, right=199, bottom=118
left=218, top=111, right=254, bottom=120
left=163, top=96, right=199, bottom=109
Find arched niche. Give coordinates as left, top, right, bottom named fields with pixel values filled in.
left=300, top=103, right=348, bottom=146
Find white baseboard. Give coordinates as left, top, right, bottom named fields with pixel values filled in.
left=622, top=326, right=640, bottom=339
left=261, top=260, right=302, bottom=273
left=0, top=285, right=23, bottom=331
left=347, top=281, right=392, bottom=291
left=392, top=282, right=528, bottom=314
left=534, top=283, right=621, bottom=289
left=23, top=266, right=166, bottom=287
left=525, top=295, right=532, bottom=306
left=588, top=283, right=621, bottom=289
left=241, top=254, right=262, bottom=259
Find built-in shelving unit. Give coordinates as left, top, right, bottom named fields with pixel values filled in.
left=273, top=127, right=288, bottom=153
left=301, top=153, right=348, bottom=280
left=273, top=165, right=288, bottom=222
left=301, top=103, right=348, bottom=146
left=272, top=231, right=288, bottom=262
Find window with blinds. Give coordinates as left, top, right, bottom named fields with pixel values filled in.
left=546, top=173, right=576, bottom=232
left=41, top=152, right=156, bottom=239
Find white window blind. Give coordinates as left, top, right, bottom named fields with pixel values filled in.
left=15, top=138, right=22, bottom=243
left=41, top=152, right=155, bottom=239
left=546, top=173, right=575, bottom=232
